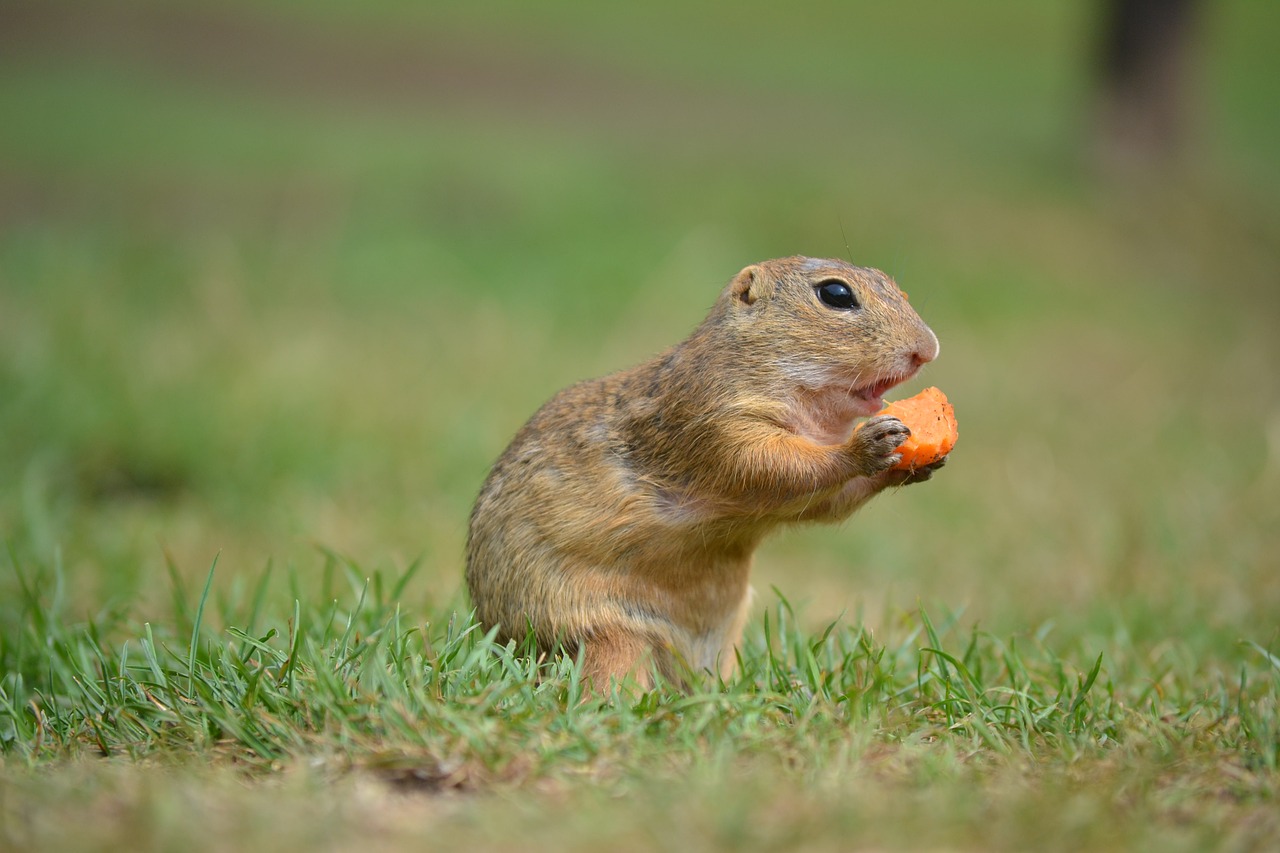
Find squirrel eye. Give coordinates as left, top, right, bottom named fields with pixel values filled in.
left=815, top=280, right=860, bottom=310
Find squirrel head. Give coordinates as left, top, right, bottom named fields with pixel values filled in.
left=715, top=256, right=939, bottom=417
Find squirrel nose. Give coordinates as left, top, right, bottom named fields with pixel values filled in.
left=911, top=327, right=940, bottom=366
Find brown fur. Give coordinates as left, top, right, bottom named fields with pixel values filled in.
left=466, top=257, right=943, bottom=690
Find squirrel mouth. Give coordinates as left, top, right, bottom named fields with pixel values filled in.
left=848, top=372, right=914, bottom=414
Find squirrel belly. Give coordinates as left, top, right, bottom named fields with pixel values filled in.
left=465, top=256, right=942, bottom=689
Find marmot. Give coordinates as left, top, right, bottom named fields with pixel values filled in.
left=466, top=256, right=944, bottom=688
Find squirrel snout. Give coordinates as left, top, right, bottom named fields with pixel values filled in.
left=911, top=327, right=941, bottom=367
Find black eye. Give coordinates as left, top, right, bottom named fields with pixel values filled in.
left=815, top=280, right=860, bottom=310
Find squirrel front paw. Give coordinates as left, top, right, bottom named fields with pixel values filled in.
left=847, top=415, right=910, bottom=476
left=885, top=455, right=947, bottom=487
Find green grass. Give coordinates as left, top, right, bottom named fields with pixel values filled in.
left=2, top=556, right=1278, bottom=849
left=2, top=0, right=1280, bottom=848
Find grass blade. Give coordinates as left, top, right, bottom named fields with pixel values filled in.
left=188, top=555, right=219, bottom=694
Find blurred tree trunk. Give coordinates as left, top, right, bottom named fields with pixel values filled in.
left=1094, top=0, right=1204, bottom=168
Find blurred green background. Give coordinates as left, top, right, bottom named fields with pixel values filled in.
left=1, top=0, right=1277, bottom=647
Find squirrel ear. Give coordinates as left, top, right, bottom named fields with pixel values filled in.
left=730, top=265, right=771, bottom=305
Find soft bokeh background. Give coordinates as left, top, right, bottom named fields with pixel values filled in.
left=2, top=0, right=1277, bottom=650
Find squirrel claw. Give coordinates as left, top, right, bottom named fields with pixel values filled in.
left=896, top=455, right=947, bottom=485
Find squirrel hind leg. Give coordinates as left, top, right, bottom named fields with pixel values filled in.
left=580, top=628, right=682, bottom=693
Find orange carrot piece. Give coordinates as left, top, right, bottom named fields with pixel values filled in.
left=879, top=386, right=958, bottom=470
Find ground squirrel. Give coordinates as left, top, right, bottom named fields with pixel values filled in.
left=466, top=256, right=944, bottom=689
